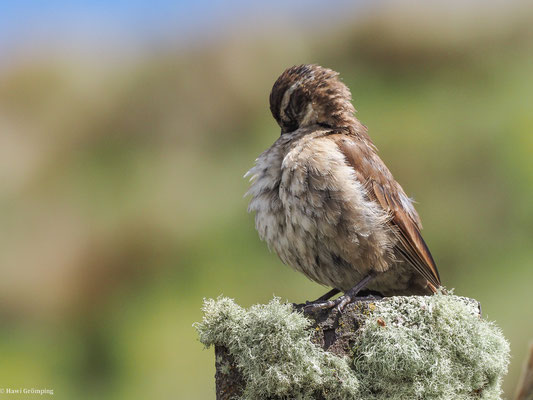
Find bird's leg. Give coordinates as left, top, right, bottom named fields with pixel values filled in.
left=304, top=271, right=378, bottom=312
left=335, top=272, right=378, bottom=311
left=315, top=288, right=341, bottom=302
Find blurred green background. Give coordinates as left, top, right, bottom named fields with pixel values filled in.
left=1, top=1, right=532, bottom=399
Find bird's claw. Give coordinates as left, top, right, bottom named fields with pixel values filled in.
left=304, top=294, right=352, bottom=313
left=304, top=293, right=382, bottom=313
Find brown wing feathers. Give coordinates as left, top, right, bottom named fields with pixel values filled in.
left=332, top=133, right=441, bottom=290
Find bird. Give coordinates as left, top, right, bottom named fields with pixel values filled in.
left=245, top=64, right=440, bottom=310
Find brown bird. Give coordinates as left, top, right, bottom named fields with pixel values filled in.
left=245, top=64, right=440, bottom=310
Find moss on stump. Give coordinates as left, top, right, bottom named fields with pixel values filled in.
left=195, top=294, right=509, bottom=400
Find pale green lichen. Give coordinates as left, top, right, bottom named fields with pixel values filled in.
left=354, top=295, right=509, bottom=399
left=195, top=297, right=359, bottom=399
left=195, top=294, right=509, bottom=400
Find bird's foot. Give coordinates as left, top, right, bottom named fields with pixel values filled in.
left=304, top=293, right=381, bottom=313
left=303, top=272, right=378, bottom=313
left=303, top=295, right=347, bottom=312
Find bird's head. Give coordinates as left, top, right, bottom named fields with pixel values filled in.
left=269, top=64, right=357, bottom=134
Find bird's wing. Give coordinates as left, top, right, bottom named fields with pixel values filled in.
left=331, top=133, right=441, bottom=290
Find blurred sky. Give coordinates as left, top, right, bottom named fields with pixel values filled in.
left=0, top=0, right=373, bottom=59
left=0, top=0, right=519, bottom=60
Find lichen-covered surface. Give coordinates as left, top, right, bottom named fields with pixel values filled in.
left=353, top=295, right=509, bottom=399
left=195, top=294, right=510, bottom=400
left=196, top=297, right=359, bottom=399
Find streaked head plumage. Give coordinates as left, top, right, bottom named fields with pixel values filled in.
left=269, top=64, right=356, bottom=134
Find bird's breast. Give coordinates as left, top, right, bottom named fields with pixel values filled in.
left=246, top=133, right=397, bottom=290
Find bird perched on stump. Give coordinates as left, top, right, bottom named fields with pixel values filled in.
left=245, top=64, right=440, bottom=310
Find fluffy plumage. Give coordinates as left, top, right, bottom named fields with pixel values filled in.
left=246, top=64, right=440, bottom=296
